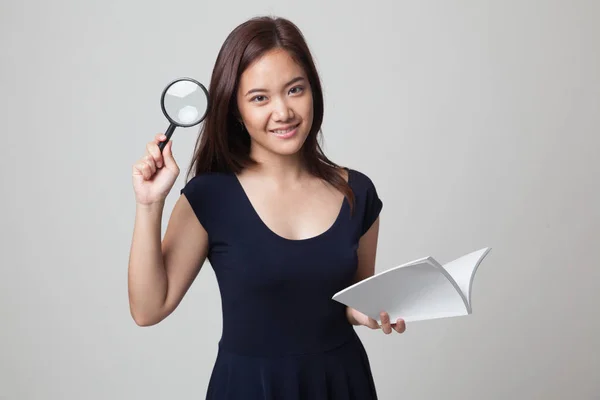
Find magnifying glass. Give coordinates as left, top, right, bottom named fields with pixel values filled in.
left=159, top=77, right=209, bottom=152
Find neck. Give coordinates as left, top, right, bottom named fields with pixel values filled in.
left=246, top=145, right=308, bottom=186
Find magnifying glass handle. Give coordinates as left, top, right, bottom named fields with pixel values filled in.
left=159, top=123, right=177, bottom=152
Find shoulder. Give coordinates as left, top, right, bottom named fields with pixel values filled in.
left=179, top=171, right=239, bottom=205
left=180, top=171, right=233, bottom=195
left=345, top=167, right=383, bottom=235
left=346, top=167, right=380, bottom=194
left=179, top=172, right=235, bottom=228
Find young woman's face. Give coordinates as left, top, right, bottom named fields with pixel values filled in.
left=236, top=48, right=314, bottom=158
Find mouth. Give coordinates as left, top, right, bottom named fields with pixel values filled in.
left=270, top=123, right=300, bottom=139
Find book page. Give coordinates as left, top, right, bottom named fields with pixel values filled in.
left=332, top=259, right=469, bottom=323
left=442, top=247, right=491, bottom=309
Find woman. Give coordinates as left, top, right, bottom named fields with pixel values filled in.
left=129, top=15, right=406, bottom=399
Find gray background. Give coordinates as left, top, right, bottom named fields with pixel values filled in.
left=2, top=0, right=599, bottom=399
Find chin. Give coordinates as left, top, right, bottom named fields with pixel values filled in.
left=272, top=144, right=304, bottom=156
left=266, top=137, right=306, bottom=157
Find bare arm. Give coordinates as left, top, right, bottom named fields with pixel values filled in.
left=128, top=195, right=208, bottom=326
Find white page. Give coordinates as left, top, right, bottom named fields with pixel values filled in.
left=442, top=247, right=491, bottom=309
left=332, top=258, right=468, bottom=323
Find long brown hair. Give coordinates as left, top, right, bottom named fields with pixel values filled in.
left=185, top=15, right=355, bottom=209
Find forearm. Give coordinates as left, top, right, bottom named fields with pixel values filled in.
left=346, top=306, right=360, bottom=325
left=128, top=202, right=168, bottom=325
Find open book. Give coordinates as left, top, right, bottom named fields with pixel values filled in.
left=332, top=247, right=491, bottom=323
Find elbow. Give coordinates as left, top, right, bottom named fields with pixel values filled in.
left=129, top=306, right=164, bottom=327
left=132, top=315, right=158, bottom=327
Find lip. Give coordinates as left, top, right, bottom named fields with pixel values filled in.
left=270, top=123, right=300, bottom=139
left=270, top=123, right=300, bottom=132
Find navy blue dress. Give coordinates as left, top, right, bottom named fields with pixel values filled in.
left=180, top=168, right=383, bottom=399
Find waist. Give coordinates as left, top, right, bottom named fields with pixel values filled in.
left=218, top=310, right=355, bottom=357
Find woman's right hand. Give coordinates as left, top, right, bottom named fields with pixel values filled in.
left=132, top=133, right=180, bottom=206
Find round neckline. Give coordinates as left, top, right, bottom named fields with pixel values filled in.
left=232, top=168, right=352, bottom=243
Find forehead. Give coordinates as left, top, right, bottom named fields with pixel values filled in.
left=239, top=49, right=307, bottom=89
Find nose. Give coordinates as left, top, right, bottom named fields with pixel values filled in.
left=272, top=98, right=294, bottom=121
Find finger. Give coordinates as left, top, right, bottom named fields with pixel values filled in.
left=147, top=140, right=164, bottom=168
left=380, top=312, right=392, bottom=334
left=393, top=318, right=406, bottom=334
left=155, top=133, right=166, bottom=143
left=135, top=161, right=151, bottom=180
left=144, top=163, right=153, bottom=180
left=132, top=162, right=145, bottom=178
left=144, top=155, right=157, bottom=175
left=162, top=140, right=179, bottom=170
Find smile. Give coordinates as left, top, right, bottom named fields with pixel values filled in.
left=270, top=123, right=300, bottom=138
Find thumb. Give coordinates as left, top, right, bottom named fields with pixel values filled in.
left=162, top=140, right=178, bottom=169
left=366, top=317, right=380, bottom=330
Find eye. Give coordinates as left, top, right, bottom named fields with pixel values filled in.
left=250, top=95, right=266, bottom=103
left=289, top=86, right=304, bottom=95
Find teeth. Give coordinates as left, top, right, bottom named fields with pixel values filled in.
left=272, top=125, right=297, bottom=134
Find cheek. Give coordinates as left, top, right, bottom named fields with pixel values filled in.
left=301, top=99, right=314, bottom=124
left=301, top=92, right=314, bottom=115
left=242, top=107, right=271, bottom=132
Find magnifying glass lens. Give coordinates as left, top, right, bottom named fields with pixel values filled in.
left=163, top=80, right=208, bottom=126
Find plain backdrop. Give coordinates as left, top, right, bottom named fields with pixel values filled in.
left=1, top=0, right=599, bottom=399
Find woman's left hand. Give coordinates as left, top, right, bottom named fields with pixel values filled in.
left=347, top=307, right=406, bottom=334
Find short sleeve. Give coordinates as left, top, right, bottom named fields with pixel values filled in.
left=179, top=174, right=215, bottom=234
left=356, top=171, right=383, bottom=236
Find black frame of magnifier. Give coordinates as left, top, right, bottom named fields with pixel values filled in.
left=160, top=77, right=210, bottom=128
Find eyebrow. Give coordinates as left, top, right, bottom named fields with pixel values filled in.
left=244, top=76, right=305, bottom=97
